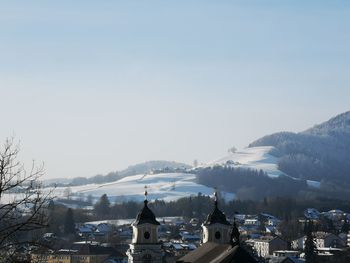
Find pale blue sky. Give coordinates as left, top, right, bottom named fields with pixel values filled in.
left=0, top=1, right=349, bottom=179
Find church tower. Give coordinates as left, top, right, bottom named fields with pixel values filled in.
left=202, top=190, right=232, bottom=244
left=127, top=187, right=162, bottom=263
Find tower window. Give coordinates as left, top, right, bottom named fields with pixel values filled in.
left=142, top=254, right=152, bottom=263
left=144, top=231, right=150, bottom=239
left=215, top=231, right=221, bottom=239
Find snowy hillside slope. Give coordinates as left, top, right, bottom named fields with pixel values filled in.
left=28, top=146, right=322, bottom=205
left=53, top=172, right=235, bottom=203
left=205, top=146, right=320, bottom=188
left=206, top=146, right=282, bottom=178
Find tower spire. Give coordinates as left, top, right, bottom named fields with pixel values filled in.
left=144, top=185, right=148, bottom=203
left=128, top=185, right=162, bottom=263
left=214, top=187, right=218, bottom=208
left=202, top=187, right=231, bottom=244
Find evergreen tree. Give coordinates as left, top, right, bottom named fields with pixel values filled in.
left=341, top=220, right=350, bottom=233
left=64, top=208, right=75, bottom=235
left=304, top=221, right=317, bottom=263
left=94, top=194, right=111, bottom=217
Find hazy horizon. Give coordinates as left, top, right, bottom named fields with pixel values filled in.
left=1, top=1, right=350, bottom=179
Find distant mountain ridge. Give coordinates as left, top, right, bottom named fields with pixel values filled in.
left=249, top=111, right=350, bottom=183
left=304, top=111, right=350, bottom=136
left=44, top=160, right=191, bottom=186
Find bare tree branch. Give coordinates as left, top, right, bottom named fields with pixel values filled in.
left=0, top=138, right=54, bottom=257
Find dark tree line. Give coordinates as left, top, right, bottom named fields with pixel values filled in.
left=194, top=166, right=308, bottom=200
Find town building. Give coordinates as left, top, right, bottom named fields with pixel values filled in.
left=250, top=236, right=288, bottom=258
left=126, top=189, right=162, bottom=263
left=292, top=232, right=345, bottom=250
left=31, top=243, right=125, bottom=263
left=176, top=191, right=257, bottom=263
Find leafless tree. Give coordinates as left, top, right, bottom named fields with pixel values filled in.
left=63, top=187, right=72, bottom=200
left=228, top=146, right=237, bottom=154
left=0, top=138, right=53, bottom=256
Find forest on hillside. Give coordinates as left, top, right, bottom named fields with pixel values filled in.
left=249, top=112, right=350, bottom=184
left=194, top=166, right=308, bottom=200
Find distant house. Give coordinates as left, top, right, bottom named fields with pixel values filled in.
left=251, top=236, right=288, bottom=258
left=323, top=210, right=345, bottom=221
left=304, top=208, right=321, bottom=220
left=244, top=218, right=261, bottom=227
left=77, top=224, right=95, bottom=236
left=272, top=250, right=300, bottom=258
left=31, top=243, right=126, bottom=263
left=96, top=223, right=113, bottom=234
left=234, top=214, right=247, bottom=224
left=265, top=226, right=278, bottom=234
left=268, top=218, right=281, bottom=227
left=163, top=242, right=197, bottom=257
left=292, top=232, right=346, bottom=250
left=180, top=231, right=200, bottom=242
left=76, top=223, right=113, bottom=238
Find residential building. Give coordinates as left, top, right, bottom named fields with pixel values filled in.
left=31, top=244, right=124, bottom=263
left=251, top=236, right=288, bottom=258
left=292, top=232, right=345, bottom=250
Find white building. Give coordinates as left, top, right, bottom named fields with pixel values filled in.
left=292, top=232, right=345, bottom=250
left=244, top=218, right=261, bottom=227
left=127, top=193, right=162, bottom=263
left=251, top=236, right=288, bottom=258
left=202, top=192, right=233, bottom=244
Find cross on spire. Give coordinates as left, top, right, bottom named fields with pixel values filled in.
left=214, top=187, right=218, bottom=207
left=144, top=185, right=148, bottom=201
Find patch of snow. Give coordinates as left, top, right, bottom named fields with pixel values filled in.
left=205, top=146, right=321, bottom=189
left=306, top=180, right=321, bottom=188
left=51, top=172, right=235, bottom=203
left=206, top=146, right=284, bottom=178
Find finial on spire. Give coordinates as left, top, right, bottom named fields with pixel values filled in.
left=144, top=185, right=148, bottom=200
left=214, top=187, right=218, bottom=207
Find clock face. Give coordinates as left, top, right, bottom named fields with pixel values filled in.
left=215, top=231, right=221, bottom=239
left=144, top=231, right=150, bottom=239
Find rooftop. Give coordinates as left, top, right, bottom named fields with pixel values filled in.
left=132, top=199, right=160, bottom=226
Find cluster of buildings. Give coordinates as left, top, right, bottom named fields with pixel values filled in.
left=30, top=191, right=258, bottom=263
left=242, top=208, right=350, bottom=262
left=31, top=242, right=126, bottom=263
left=25, top=191, right=350, bottom=263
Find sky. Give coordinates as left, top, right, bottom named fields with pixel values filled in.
left=0, top=1, right=349, bottom=179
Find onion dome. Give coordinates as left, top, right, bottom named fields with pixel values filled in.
left=203, top=191, right=231, bottom=226
left=132, top=186, right=160, bottom=226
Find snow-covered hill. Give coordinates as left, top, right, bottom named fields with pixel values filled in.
left=205, top=146, right=320, bottom=188
left=54, top=172, right=235, bottom=203
left=44, top=146, right=320, bottom=204
left=206, top=146, right=283, bottom=178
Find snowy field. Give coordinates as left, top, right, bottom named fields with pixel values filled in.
left=1, top=146, right=320, bottom=205
left=53, top=172, right=235, bottom=202
left=206, top=146, right=320, bottom=188
left=207, top=146, right=283, bottom=178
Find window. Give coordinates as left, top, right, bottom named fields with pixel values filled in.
left=215, top=231, right=221, bottom=239
left=142, top=253, right=152, bottom=263
left=144, top=231, right=150, bottom=239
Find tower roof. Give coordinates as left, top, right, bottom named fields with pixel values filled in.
left=132, top=200, right=160, bottom=226
left=203, top=192, right=231, bottom=226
